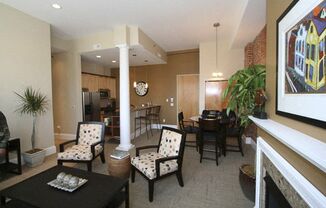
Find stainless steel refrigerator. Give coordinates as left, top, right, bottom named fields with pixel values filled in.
left=82, top=92, right=101, bottom=122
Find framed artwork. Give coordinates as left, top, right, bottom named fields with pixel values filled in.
left=276, top=0, right=326, bottom=128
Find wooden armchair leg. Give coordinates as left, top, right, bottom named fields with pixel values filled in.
left=176, top=170, right=184, bottom=187
left=131, top=166, right=135, bottom=183
left=148, top=180, right=154, bottom=202
left=87, top=162, right=92, bottom=172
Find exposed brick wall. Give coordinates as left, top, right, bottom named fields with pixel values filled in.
left=244, top=26, right=266, bottom=67
left=245, top=43, right=254, bottom=67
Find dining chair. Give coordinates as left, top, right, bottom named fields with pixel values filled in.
left=147, top=106, right=161, bottom=130
left=134, top=107, right=152, bottom=139
left=131, top=127, right=186, bottom=202
left=198, top=118, right=226, bottom=166
left=222, top=109, right=244, bottom=156
left=57, top=121, right=106, bottom=172
left=178, top=112, right=199, bottom=149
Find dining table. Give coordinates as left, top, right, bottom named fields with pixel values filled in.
left=190, top=114, right=230, bottom=157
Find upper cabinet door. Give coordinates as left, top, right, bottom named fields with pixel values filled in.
left=98, top=77, right=107, bottom=89
left=81, top=74, right=89, bottom=89
left=88, top=75, right=99, bottom=92
left=105, top=77, right=116, bottom=98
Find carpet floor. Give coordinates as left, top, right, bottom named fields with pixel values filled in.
left=0, top=130, right=255, bottom=208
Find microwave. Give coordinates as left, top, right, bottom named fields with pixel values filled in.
left=99, top=89, right=110, bottom=99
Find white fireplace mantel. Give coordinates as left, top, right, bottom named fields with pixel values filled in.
left=250, top=116, right=326, bottom=208
left=250, top=116, right=326, bottom=172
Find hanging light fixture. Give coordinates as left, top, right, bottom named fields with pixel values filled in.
left=145, top=70, right=149, bottom=89
left=133, top=68, right=137, bottom=88
left=212, top=22, right=223, bottom=79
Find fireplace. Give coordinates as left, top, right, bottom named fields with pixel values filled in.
left=264, top=174, right=291, bottom=208
left=250, top=116, right=326, bottom=208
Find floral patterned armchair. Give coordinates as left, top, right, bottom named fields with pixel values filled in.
left=57, top=122, right=105, bottom=172
left=131, top=126, right=186, bottom=202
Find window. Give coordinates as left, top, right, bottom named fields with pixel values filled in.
left=319, top=61, right=324, bottom=82
left=309, top=65, right=314, bottom=81
left=319, top=39, right=325, bottom=59
left=311, top=44, right=316, bottom=61
left=306, top=44, right=310, bottom=59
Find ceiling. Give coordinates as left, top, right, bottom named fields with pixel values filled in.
left=0, top=0, right=266, bottom=52
left=80, top=46, right=166, bottom=68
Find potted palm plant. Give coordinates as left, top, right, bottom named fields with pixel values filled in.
left=223, top=64, right=266, bottom=127
left=15, top=87, right=48, bottom=167
left=223, top=64, right=266, bottom=202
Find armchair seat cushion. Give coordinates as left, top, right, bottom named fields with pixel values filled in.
left=57, top=144, right=103, bottom=161
left=131, top=152, right=178, bottom=180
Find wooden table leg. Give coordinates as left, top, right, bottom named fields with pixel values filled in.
left=125, top=182, right=129, bottom=208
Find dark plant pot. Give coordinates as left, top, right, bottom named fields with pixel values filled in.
left=253, top=111, right=267, bottom=119
left=244, top=123, right=257, bottom=142
left=239, top=164, right=256, bottom=202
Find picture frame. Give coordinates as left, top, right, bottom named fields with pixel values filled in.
left=276, top=0, right=326, bottom=128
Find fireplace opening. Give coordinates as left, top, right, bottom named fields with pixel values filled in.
left=264, top=174, right=291, bottom=208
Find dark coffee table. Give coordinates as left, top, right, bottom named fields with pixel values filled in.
left=0, top=165, right=129, bottom=208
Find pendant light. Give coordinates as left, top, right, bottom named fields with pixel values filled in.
left=213, top=22, right=223, bottom=79
left=133, top=68, right=137, bottom=88
left=145, top=70, right=149, bottom=89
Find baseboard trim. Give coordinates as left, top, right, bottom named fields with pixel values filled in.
left=131, top=124, right=178, bottom=139
left=45, top=145, right=57, bottom=156
left=246, top=137, right=256, bottom=150
left=9, top=145, right=56, bottom=165
left=151, top=124, right=177, bottom=129
left=54, top=133, right=75, bottom=140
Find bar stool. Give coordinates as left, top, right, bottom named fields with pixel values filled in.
left=147, top=106, right=161, bottom=130
left=134, top=107, right=152, bottom=139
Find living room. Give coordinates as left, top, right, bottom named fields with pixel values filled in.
left=0, top=0, right=325, bottom=208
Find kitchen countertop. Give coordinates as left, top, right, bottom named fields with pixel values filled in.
left=131, top=105, right=160, bottom=112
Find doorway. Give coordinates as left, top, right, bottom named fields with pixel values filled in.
left=177, top=74, right=199, bottom=120
left=205, top=80, right=228, bottom=110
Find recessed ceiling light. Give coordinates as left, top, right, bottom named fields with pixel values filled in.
left=112, top=60, right=117, bottom=63
left=52, top=3, right=62, bottom=9
left=96, top=55, right=101, bottom=58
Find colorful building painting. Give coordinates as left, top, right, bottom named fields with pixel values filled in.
left=305, top=18, right=325, bottom=90
left=294, top=24, right=307, bottom=76
left=285, top=1, right=326, bottom=93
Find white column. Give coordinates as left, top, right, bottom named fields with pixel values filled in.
left=116, top=44, right=134, bottom=151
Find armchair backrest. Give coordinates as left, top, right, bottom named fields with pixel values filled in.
left=76, top=122, right=105, bottom=146
left=158, top=127, right=186, bottom=162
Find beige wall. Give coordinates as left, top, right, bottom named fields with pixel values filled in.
left=112, top=50, right=199, bottom=125
left=81, top=59, right=111, bottom=76
left=0, top=4, right=54, bottom=151
left=199, top=41, right=244, bottom=113
left=52, top=52, right=80, bottom=134
left=265, top=0, right=326, bottom=142
left=260, top=0, right=326, bottom=195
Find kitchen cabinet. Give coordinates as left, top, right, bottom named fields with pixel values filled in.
left=81, top=73, right=116, bottom=98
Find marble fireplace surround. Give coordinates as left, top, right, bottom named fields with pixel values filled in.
left=250, top=117, right=326, bottom=208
